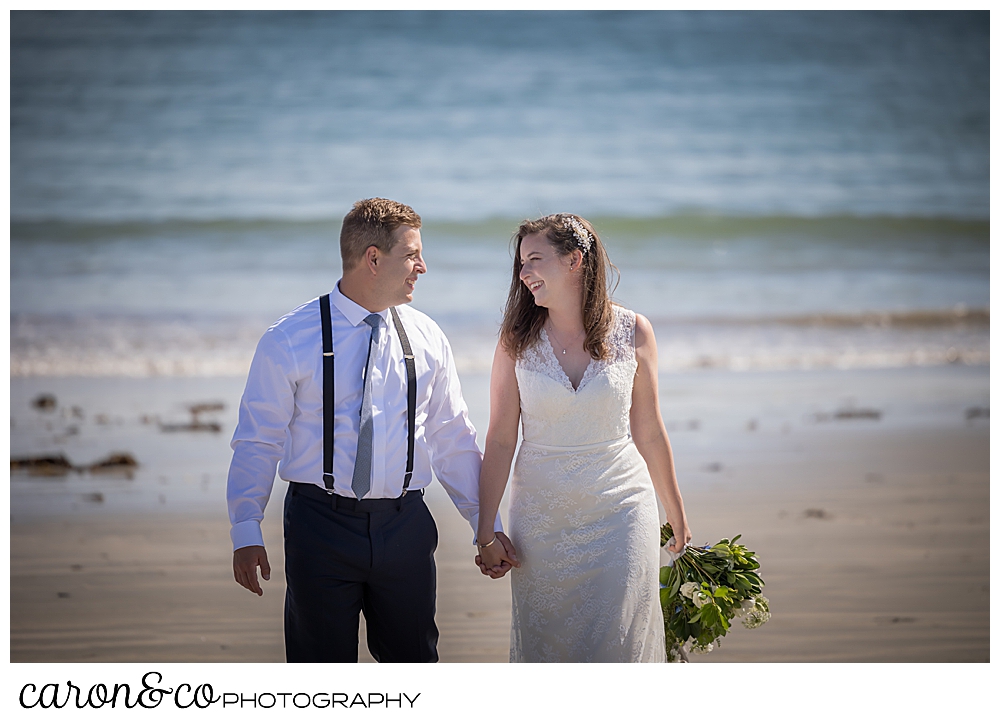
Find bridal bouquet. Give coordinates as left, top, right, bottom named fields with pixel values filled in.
left=659, top=523, right=770, bottom=661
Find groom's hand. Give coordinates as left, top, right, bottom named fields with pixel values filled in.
left=475, top=532, right=520, bottom=579
left=475, top=553, right=510, bottom=578
left=496, top=532, right=519, bottom=568
left=233, top=545, right=271, bottom=596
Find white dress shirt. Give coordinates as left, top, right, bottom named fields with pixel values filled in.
left=227, top=281, right=499, bottom=550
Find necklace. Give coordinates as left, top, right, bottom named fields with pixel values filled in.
left=546, top=324, right=584, bottom=355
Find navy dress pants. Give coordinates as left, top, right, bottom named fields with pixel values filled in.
left=283, top=482, right=439, bottom=663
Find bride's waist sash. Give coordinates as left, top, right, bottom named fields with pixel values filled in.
left=519, top=434, right=630, bottom=453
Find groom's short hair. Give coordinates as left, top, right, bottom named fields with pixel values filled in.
left=340, top=198, right=422, bottom=270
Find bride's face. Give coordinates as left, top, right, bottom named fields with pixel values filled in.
left=518, top=232, right=580, bottom=308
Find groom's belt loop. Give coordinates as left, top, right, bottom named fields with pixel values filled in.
left=319, top=297, right=417, bottom=496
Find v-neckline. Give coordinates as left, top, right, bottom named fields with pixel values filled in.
left=541, top=328, right=593, bottom=393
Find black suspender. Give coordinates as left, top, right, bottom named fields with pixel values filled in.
left=319, top=295, right=336, bottom=491
left=390, top=306, right=417, bottom=493
left=318, top=295, right=417, bottom=495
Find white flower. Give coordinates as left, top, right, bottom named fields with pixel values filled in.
left=692, top=590, right=712, bottom=608
left=679, top=582, right=700, bottom=599
left=741, top=594, right=770, bottom=628
left=689, top=641, right=714, bottom=655
left=742, top=608, right=771, bottom=630
left=734, top=597, right=756, bottom=618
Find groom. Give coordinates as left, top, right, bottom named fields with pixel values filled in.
left=227, top=197, right=517, bottom=662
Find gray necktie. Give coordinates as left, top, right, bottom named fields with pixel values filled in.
left=351, top=313, right=381, bottom=499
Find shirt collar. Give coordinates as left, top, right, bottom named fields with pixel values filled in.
left=330, top=280, right=389, bottom=328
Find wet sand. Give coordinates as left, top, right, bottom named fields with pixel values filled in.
left=9, top=365, right=990, bottom=662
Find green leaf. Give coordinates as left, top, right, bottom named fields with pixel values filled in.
left=659, top=566, right=672, bottom=587
left=660, top=587, right=672, bottom=608
left=670, top=571, right=682, bottom=599
left=699, top=603, right=718, bottom=623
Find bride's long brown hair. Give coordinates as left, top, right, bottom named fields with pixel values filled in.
left=500, top=213, right=619, bottom=361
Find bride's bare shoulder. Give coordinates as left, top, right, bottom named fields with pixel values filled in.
left=632, top=312, right=656, bottom=352
left=492, top=339, right=518, bottom=370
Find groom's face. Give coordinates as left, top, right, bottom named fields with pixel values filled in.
left=374, top=226, right=426, bottom=306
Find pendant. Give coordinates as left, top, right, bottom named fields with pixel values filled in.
left=562, top=349, right=567, bottom=354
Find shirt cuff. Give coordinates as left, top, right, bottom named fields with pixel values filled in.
left=231, top=519, right=265, bottom=551
left=469, top=511, right=505, bottom=546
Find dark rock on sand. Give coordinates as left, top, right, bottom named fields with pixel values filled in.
left=10, top=454, right=74, bottom=476
left=190, top=402, right=224, bottom=417
left=160, top=421, right=222, bottom=433
left=12, top=452, right=139, bottom=476
left=32, top=394, right=57, bottom=411
left=874, top=616, right=917, bottom=625
left=813, top=407, right=882, bottom=422
left=88, top=453, right=138, bottom=473
left=160, top=401, right=225, bottom=433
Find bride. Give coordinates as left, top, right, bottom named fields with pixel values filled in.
left=475, top=213, right=692, bottom=663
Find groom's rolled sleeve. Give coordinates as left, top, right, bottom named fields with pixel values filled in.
left=227, top=326, right=298, bottom=551
left=423, top=333, right=503, bottom=540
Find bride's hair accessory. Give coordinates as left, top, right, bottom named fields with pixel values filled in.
left=562, top=215, right=593, bottom=254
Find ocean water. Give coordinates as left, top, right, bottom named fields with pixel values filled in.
left=11, top=11, right=988, bottom=221
left=10, top=216, right=988, bottom=376
left=9, top=11, right=990, bottom=378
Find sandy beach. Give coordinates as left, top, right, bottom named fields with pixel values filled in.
left=9, top=364, right=989, bottom=663
left=10, top=10, right=989, bottom=687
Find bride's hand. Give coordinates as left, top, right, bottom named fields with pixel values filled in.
left=475, top=531, right=520, bottom=578
left=475, top=552, right=507, bottom=578
left=667, top=522, right=692, bottom=554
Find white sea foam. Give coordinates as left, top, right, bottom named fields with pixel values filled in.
left=10, top=214, right=988, bottom=379
left=10, top=312, right=989, bottom=378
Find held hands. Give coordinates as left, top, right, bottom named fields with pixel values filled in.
left=233, top=545, right=271, bottom=596
left=474, top=531, right=520, bottom=579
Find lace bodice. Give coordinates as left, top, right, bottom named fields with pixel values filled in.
left=515, top=306, right=637, bottom=447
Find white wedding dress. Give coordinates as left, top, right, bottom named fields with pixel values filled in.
left=508, top=306, right=665, bottom=662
